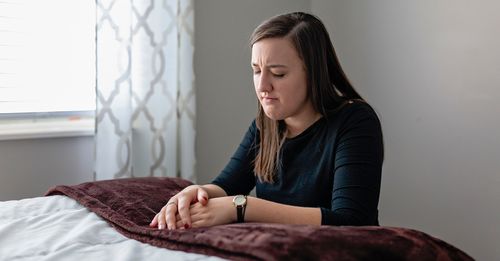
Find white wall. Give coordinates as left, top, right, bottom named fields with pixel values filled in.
left=194, top=0, right=311, bottom=184
left=311, top=1, right=500, bottom=260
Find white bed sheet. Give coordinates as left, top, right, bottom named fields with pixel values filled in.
left=0, top=195, right=226, bottom=261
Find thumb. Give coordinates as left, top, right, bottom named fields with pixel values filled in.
left=197, top=187, right=209, bottom=206
left=149, top=213, right=158, bottom=227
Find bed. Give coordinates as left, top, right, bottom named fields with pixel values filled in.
left=0, top=177, right=473, bottom=260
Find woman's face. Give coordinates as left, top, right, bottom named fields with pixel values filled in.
left=251, top=37, right=313, bottom=122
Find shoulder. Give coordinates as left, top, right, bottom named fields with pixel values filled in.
left=320, top=100, right=382, bottom=138
left=327, top=99, right=380, bottom=121
left=245, top=119, right=260, bottom=142
left=249, top=119, right=258, bottom=134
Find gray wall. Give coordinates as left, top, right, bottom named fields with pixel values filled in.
left=194, top=0, right=311, bottom=184
left=315, top=1, right=499, bottom=260
left=0, top=136, right=94, bottom=200
left=195, top=1, right=499, bottom=260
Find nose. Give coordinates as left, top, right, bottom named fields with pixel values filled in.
left=255, top=71, right=272, bottom=94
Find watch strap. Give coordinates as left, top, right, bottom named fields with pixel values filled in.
left=236, top=205, right=244, bottom=223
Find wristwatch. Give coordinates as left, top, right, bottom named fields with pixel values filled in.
left=232, top=195, right=247, bottom=223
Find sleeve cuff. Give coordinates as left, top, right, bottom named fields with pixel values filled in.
left=320, top=207, right=335, bottom=225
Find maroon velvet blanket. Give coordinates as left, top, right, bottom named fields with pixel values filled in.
left=45, top=177, right=473, bottom=261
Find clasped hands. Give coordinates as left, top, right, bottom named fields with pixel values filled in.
left=149, top=185, right=235, bottom=230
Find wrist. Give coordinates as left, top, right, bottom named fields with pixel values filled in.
left=201, top=184, right=227, bottom=198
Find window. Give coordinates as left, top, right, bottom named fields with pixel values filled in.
left=0, top=0, right=96, bottom=115
left=0, top=0, right=96, bottom=140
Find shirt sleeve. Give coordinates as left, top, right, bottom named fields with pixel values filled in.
left=321, top=103, right=384, bottom=225
left=210, top=120, right=258, bottom=196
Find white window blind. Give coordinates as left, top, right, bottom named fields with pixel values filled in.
left=0, top=0, right=96, bottom=115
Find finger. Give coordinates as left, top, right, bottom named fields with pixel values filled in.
left=177, top=197, right=192, bottom=227
left=190, top=220, right=204, bottom=229
left=197, top=188, right=209, bottom=206
left=166, top=202, right=178, bottom=230
left=176, top=219, right=187, bottom=229
left=175, top=212, right=192, bottom=228
left=157, top=206, right=167, bottom=230
left=149, top=213, right=159, bottom=227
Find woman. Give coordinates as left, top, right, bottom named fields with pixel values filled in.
left=150, top=12, right=383, bottom=230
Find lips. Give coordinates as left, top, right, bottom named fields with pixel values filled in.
left=262, top=97, right=278, bottom=104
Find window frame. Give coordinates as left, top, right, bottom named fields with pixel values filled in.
left=0, top=111, right=95, bottom=141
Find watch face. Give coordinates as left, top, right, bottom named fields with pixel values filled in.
left=234, top=195, right=246, bottom=206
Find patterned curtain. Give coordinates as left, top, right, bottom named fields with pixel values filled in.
left=95, top=0, right=195, bottom=181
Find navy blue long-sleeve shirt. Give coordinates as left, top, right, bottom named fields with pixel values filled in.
left=211, top=100, right=383, bottom=226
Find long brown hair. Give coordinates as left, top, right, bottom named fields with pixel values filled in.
left=250, top=12, right=363, bottom=183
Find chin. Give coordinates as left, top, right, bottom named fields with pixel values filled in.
left=264, top=110, right=285, bottom=121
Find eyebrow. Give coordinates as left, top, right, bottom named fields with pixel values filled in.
left=251, top=63, right=288, bottom=69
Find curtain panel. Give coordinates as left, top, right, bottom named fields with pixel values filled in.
left=95, top=0, right=195, bottom=181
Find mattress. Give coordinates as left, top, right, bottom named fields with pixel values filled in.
left=0, top=195, right=225, bottom=261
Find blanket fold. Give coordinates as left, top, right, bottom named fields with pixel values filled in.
left=45, top=177, right=473, bottom=261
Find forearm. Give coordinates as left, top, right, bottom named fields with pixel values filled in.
left=201, top=184, right=227, bottom=199
left=244, top=196, right=321, bottom=225
left=173, top=195, right=321, bottom=229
